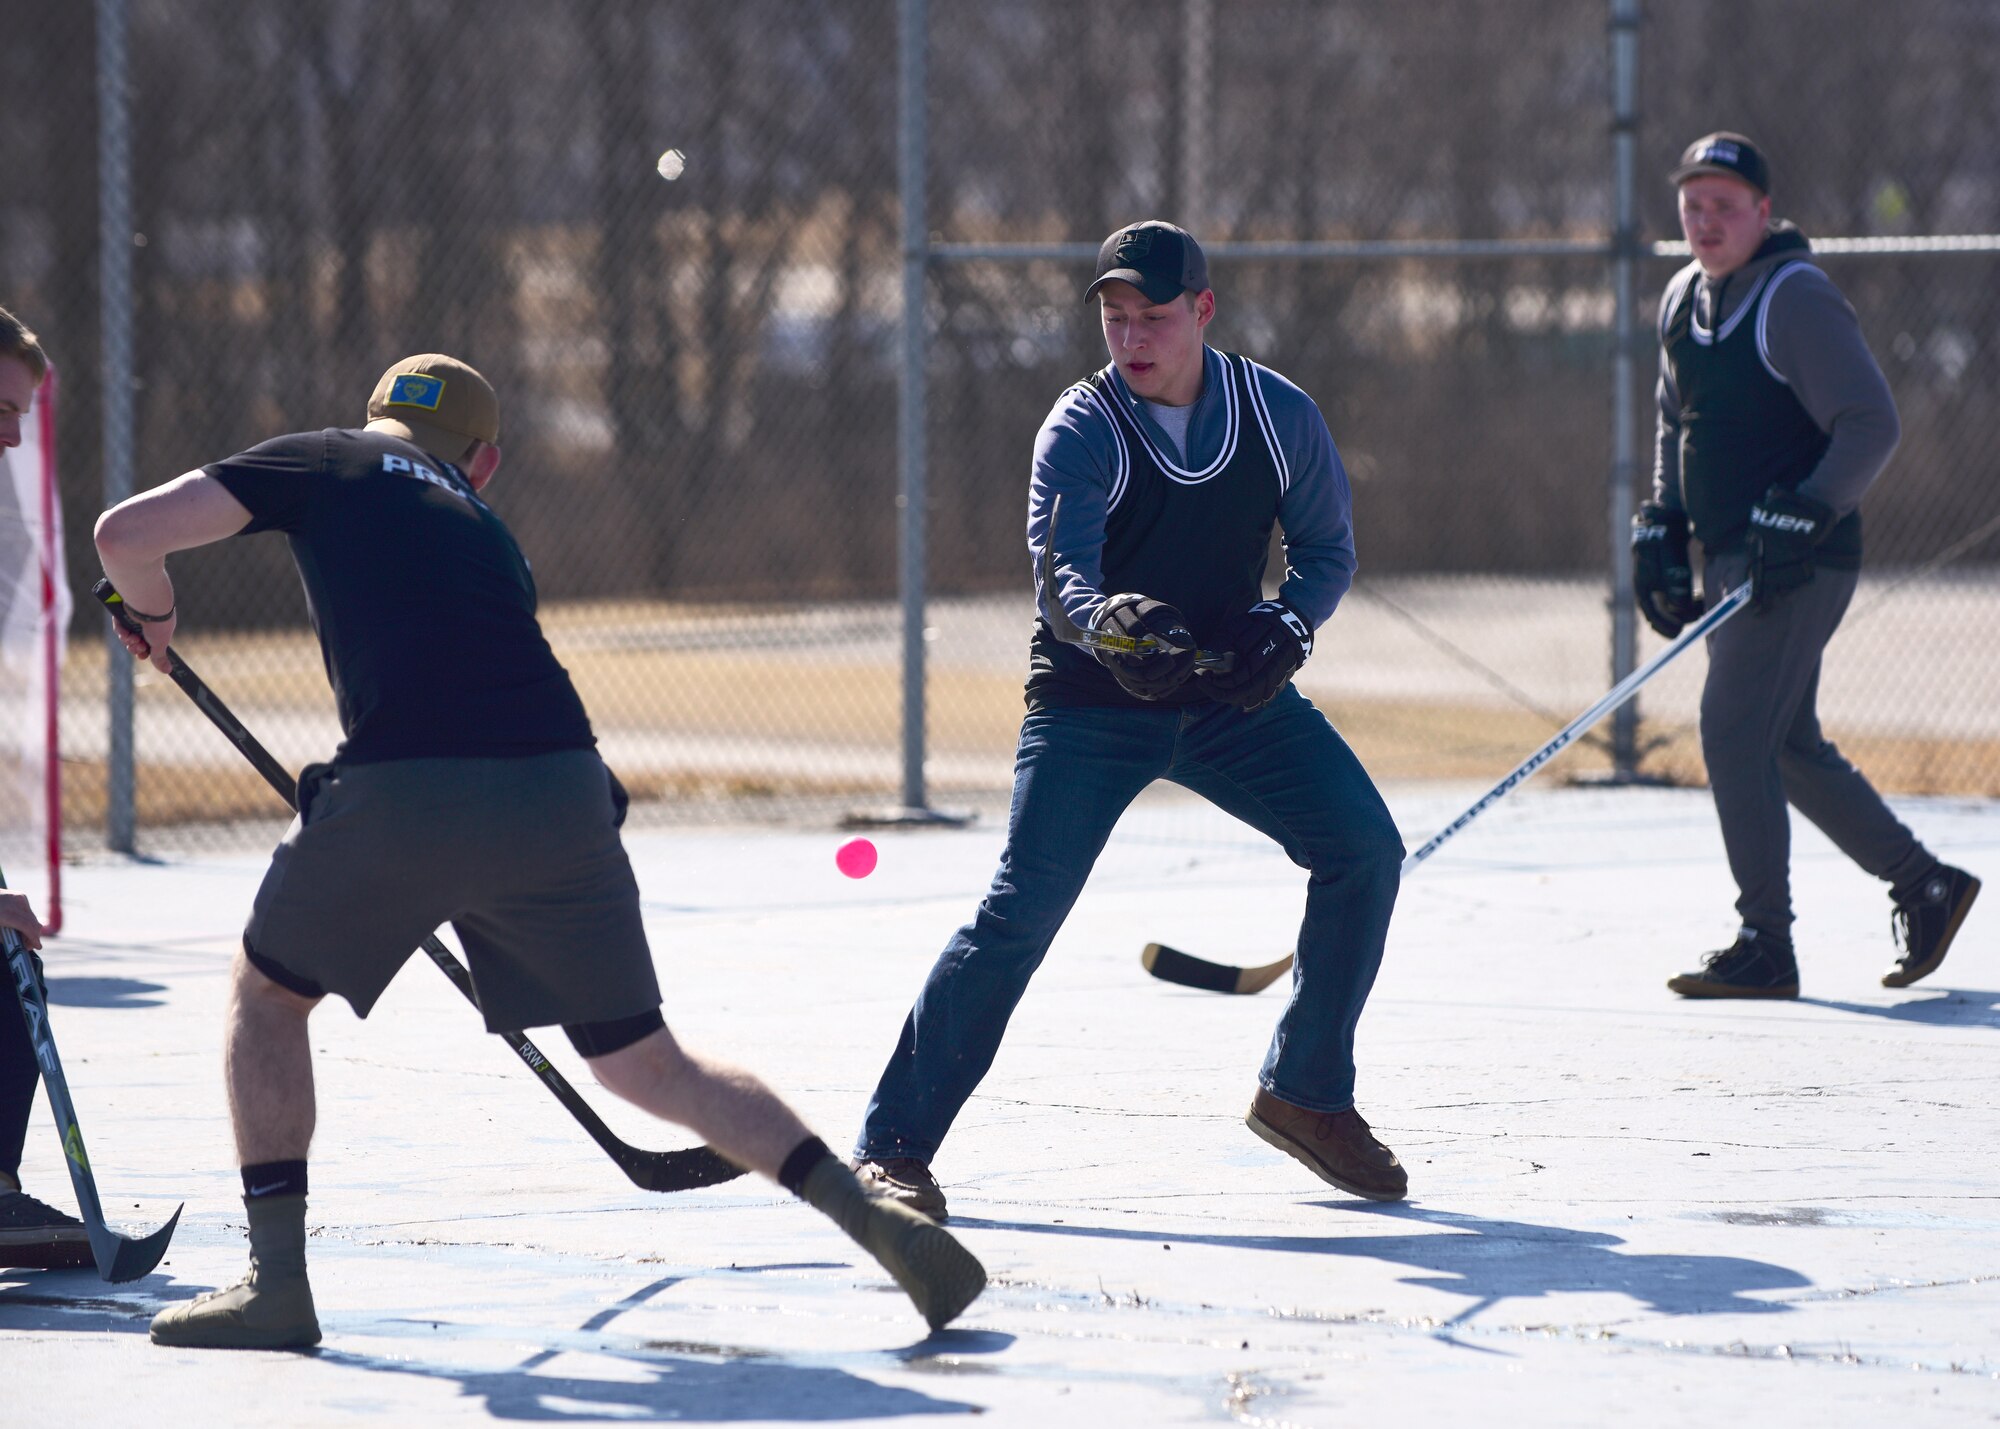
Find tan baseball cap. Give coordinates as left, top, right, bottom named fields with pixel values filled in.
left=364, top=354, right=499, bottom=461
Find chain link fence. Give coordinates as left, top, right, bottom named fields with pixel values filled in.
left=4, top=0, right=1997, bottom=854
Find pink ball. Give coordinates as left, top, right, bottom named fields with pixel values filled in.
left=835, top=837, right=878, bottom=879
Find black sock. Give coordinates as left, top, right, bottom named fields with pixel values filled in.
left=776, top=1137, right=835, bottom=1197
left=241, top=1159, right=308, bottom=1200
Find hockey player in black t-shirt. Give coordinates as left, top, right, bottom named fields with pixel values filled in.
left=95, top=354, right=984, bottom=1348
left=852, top=223, right=1408, bottom=1222
left=1638, top=134, right=1978, bottom=999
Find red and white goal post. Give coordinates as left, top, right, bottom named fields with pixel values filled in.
left=0, top=364, right=69, bottom=931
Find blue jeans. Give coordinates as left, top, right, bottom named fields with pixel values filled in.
left=0, top=950, right=45, bottom=1182
left=856, top=686, right=1404, bottom=1163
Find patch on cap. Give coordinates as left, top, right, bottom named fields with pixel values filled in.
left=1084, top=220, right=1210, bottom=306
left=383, top=373, right=446, bottom=411
left=1670, top=131, right=1770, bottom=194
left=1112, top=228, right=1155, bottom=265
left=1691, top=138, right=1741, bottom=168
left=365, top=353, right=500, bottom=452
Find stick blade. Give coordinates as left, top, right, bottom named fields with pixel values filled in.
left=1233, top=955, right=1295, bottom=995
left=621, top=1146, right=746, bottom=1193
left=91, top=1202, right=182, bottom=1284
left=1143, top=942, right=1254, bottom=994
left=1142, top=943, right=1293, bottom=995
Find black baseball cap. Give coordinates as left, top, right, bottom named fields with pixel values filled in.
left=1084, top=221, right=1210, bottom=305
left=1669, top=132, right=1770, bottom=195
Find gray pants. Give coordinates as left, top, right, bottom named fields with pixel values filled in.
left=1699, top=550, right=1932, bottom=940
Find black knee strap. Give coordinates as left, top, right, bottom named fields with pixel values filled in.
left=564, top=1006, right=664, bottom=1058
left=243, top=938, right=327, bottom=1000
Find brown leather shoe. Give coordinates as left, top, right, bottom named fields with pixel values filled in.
left=854, top=1157, right=948, bottom=1223
left=1247, top=1088, right=1408, bottom=1201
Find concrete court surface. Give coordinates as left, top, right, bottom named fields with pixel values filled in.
left=3, top=782, right=1998, bottom=1426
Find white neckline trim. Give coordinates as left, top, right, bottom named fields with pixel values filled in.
left=1691, top=263, right=1777, bottom=347
left=1754, top=261, right=1813, bottom=384
left=1072, top=381, right=1131, bottom=513
left=1239, top=357, right=1292, bottom=497
left=1106, top=354, right=1239, bottom=484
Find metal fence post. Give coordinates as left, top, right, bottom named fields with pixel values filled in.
left=850, top=0, right=967, bottom=829
left=898, top=0, right=926, bottom=814
left=1607, top=0, right=1642, bottom=776
left=98, top=0, right=136, bottom=851
left=1181, top=0, right=1212, bottom=230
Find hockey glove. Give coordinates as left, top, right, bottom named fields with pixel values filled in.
left=1630, top=502, right=1703, bottom=639
left=1092, top=594, right=1199, bottom=700
left=1747, top=486, right=1835, bottom=610
left=1202, top=600, right=1312, bottom=712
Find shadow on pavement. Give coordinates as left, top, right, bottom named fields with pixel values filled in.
left=954, top=1202, right=1810, bottom=1321
left=0, top=1267, right=993, bottom=1421
left=314, top=1340, right=986, bottom=1422
left=315, top=1269, right=994, bottom=1421
left=1801, top=988, right=2000, bottom=1027
left=0, top=1266, right=199, bottom=1332
left=43, top=977, right=168, bottom=1010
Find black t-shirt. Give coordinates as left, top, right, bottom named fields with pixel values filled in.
left=204, top=427, right=595, bottom=764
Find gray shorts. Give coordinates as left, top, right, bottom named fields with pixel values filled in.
left=244, top=749, right=661, bottom=1034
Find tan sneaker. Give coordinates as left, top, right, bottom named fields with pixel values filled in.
left=856, top=1196, right=986, bottom=1332
left=854, top=1157, right=948, bottom=1223
left=802, top=1160, right=984, bottom=1330
left=150, top=1193, right=320, bottom=1350
left=149, top=1266, right=321, bottom=1349
left=1247, top=1087, right=1408, bottom=1201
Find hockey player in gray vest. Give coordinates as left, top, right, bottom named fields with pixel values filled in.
left=852, top=222, right=1407, bottom=1220
left=1635, top=133, right=1978, bottom=998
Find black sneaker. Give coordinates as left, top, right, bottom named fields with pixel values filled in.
left=0, top=1188, right=93, bottom=1270
left=1884, top=865, right=1980, bottom=989
left=1667, top=930, right=1800, bottom=999
left=854, top=1157, right=948, bottom=1223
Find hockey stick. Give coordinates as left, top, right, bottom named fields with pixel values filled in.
left=1038, top=495, right=1236, bottom=672
left=5, top=910, right=182, bottom=1281
left=1143, top=582, right=1755, bottom=992
left=92, top=581, right=744, bottom=1193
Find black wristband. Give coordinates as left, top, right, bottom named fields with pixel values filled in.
left=121, top=600, right=175, bottom=623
